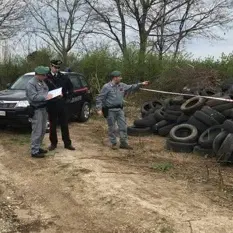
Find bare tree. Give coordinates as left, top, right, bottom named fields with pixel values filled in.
left=86, top=0, right=131, bottom=60
left=26, top=0, right=92, bottom=66
left=0, top=0, right=26, bottom=39
left=149, top=0, right=233, bottom=59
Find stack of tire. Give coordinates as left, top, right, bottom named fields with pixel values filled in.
left=128, top=85, right=233, bottom=164
left=127, top=97, right=186, bottom=137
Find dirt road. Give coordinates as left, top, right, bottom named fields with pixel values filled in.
left=1, top=118, right=233, bottom=233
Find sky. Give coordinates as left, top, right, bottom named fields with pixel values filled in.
left=186, top=30, right=233, bottom=59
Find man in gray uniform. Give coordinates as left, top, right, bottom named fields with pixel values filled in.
left=26, top=66, right=53, bottom=158
left=96, top=71, right=149, bottom=150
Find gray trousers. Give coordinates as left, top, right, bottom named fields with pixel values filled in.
left=31, top=108, right=48, bottom=154
left=107, top=109, right=127, bottom=145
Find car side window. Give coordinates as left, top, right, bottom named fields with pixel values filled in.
left=79, top=75, right=88, bottom=87
left=69, top=75, right=82, bottom=89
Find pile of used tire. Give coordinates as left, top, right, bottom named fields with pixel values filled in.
left=128, top=86, right=233, bottom=164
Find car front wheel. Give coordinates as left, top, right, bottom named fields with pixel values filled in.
left=77, top=102, right=90, bottom=122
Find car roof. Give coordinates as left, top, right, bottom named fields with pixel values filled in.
left=24, top=71, right=82, bottom=76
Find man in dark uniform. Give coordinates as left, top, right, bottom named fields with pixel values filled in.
left=45, top=59, right=75, bottom=151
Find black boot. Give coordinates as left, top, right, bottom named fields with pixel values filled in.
left=48, top=145, right=57, bottom=151
left=31, top=152, right=45, bottom=158
left=65, top=145, right=76, bottom=151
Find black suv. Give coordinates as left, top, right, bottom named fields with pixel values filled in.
left=0, top=71, right=92, bottom=129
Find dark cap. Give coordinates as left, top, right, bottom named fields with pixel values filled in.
left=50, top=59, right=62, bottom=67
left=110, top=71, right=121, bottom=78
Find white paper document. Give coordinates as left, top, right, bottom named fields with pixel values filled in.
left=48, top=87, right=62, bottom=99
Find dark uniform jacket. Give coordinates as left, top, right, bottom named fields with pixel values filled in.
left=45, top=71, right=73, bottom=109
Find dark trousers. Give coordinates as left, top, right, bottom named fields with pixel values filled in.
left=48, top=104, right=71, bottom=147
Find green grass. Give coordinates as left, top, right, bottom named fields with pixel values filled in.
left=151, top=162, right=174, bottom=172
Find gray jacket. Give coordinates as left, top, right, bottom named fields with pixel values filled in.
left=26, top=77, right=48, bottom=108
left=96, top=81, right=142, bottom=110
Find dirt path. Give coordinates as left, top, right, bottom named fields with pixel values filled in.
left=1, top=119, right=233, bottom=233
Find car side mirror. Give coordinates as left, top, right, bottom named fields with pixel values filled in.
left=6, top=83, right=11, bottom=89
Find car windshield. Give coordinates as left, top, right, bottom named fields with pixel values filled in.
left=10, top=75, right=34, bottom=90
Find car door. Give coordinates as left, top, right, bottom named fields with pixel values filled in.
left=68, top=74, right=83, bottom=118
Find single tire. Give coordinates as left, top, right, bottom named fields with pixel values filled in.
left=154, top=109, right=166, bottom=121
left=222, top=109, right=233, bottom=118
left=170, top=96, right=185, bottom=105
left=176, top=114, right=190, bottom=124
left=194, top=111, right=219, bottom=127
left=134, top=114, right=157, bottom=128
left=165, top=105, right=182, bottom=111
left=222, top=120, right=233, bottom=133
left=216, top=133, right=233, bottom=163
left=213, top=131, right=228, bottom=154
left=198, top=125, right=224, bottom=149
left=187, top=116, right=208, bottom=133
left=169, top=124, right=198, bottom=143
left=151, top=120, right=169, bottom=134
left=206, top=95, right=230, bottom=107
left=166, top=139, right=196, bottom=153
left=201, top=106, right=225, bottom=124
left=127, top=126, right=152, bottom=137
left=193, top=146, right=214, bottom=157
left=200, top=88, right=219, bottom=97
left=151, top=99, right=163, bottom=110
left=158, top=124, right=176, bottom=137
left=77, top=102, right=91, bottom=122
left=141, top=101, right=154, bottom=116
left=212, top=102, right=233, bottom=112
left=164, top=113, right=179, bottom=122
left=165, top=109, right=182, bottom=116
left=181, top=97, right=206, bottom=114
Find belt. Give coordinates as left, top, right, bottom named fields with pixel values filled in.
left=107, top=105, right=123, bottom=109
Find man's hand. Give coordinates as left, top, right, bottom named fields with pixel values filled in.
left=97, top=110, right=103, bottom=116
left=46, top=94, right=53, bottom=100
left=142, top=81, right=149, bottom=86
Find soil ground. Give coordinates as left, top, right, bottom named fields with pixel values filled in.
left=1, top=108, right=233, bottom=233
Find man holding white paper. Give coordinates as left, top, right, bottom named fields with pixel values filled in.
left=45, top=59, right=75, bottom=151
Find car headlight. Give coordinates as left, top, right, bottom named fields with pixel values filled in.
left=15, top=100, right=30, bottom=108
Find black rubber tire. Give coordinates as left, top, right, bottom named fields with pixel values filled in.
left=176, top=114, right=190, bottom=124
left=158, top=124, right=176, bottom=137
left=201, top=106, right=225, bottom=124
left=222, top=120, right=233, bottom=133
left=216, top=133, right=233, bottom=163
left=77, top=102, right=91, bottom=122
left=222, top=109, right=233, bottom=119
left=206, top=95, right=230, bottom=107
left=194, top=111, right=219, bottom=127
left=193, top=146, right=214, bottom=157
left=181, top=97, right=206, bottom=114
left=165, top=105, right=182, bottom=111
left=151, top=99, right=163, bottom=110
left=187, top=116, right=209, bottom=133
left=170, top=96, right=185, bottom=105
left=127, top=126, right=152, bottom=137
left=166, top=139, right=196, bottom=153
left=165, top=109, right=182, bottom=116
left=154, top=109, right=166, bottom=121
left=134, top=114, right=157, bottom=128
left=213, top=131, right=228, bottom=154
left=212, top=103, right=233, bottom=112
left=200, top=88, right=220, bottom=97
left=164, top=113, right=179, bottom=122
left=141, top=101, right=154, bottom=116
left=198, top=125, right=224, bottom=149
left=151, top=120, right=169, bottom=134
left=169, top=124, right=198, bottom=143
